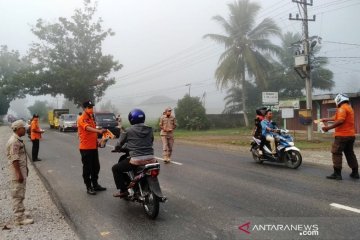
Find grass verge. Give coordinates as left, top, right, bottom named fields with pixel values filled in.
left=159, top=127, right=337, bottom=151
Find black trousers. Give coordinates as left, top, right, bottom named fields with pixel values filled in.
left=112, top=157, right=136, bottom=192
left=32, top=139, right=40, bottom=160
left=80, top=149, right=100, bottom=188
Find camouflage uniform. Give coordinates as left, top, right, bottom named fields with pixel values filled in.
left=159, top=114, right=177, bottom=161
left=6, top=133, right=29, bottom=223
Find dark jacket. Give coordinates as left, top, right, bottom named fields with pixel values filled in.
left=116, top=123, right=154, bottom=157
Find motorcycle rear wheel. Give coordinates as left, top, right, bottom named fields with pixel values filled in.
left=251, top=146, right=263, bottom=164
left=285, top=150, right=302, bottom=169
left=142, top=182, right=160, bottom=219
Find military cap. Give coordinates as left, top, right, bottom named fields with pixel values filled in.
left=11, top=120, right=26, bottom=130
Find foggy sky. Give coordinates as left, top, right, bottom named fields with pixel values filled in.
left=1, top=0, right=359, bottom=118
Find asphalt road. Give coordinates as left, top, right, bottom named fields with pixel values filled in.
left=24, top=129, right=360, bottom=240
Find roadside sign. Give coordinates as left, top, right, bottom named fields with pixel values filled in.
left=279, top=99, right=300, bottom=109
left=281, top=108, right=294, bottom=119
left=262, top=92, right=278, bottom=105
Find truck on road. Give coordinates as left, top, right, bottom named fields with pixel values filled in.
left=48, top=109, right=69, bottom=129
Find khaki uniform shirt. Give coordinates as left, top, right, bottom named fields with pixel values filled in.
left=159, top=115, right=177, bottom=136
left=6, top=133, right=28, bottom=181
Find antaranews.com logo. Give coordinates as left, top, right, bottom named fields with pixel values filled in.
left=239, top=221, right=319, bottom=237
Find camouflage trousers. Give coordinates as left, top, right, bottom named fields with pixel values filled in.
left=11, top=180, right=26, bottom=221
left=331, top=136, right=359, bottom=169
left=161, top=135, right=174, bottom=159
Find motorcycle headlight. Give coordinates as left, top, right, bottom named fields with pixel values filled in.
left=289, top=142, right=294, bottom=146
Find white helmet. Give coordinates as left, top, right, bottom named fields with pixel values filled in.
left=334, top=93, right=349, bottom=106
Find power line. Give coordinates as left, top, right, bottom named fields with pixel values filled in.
left=323, top=41, right=360, bottom=47
left=313, top=1, right=360, bottom=15
left=112, top=1, right=298, bottom=86
left=115, top=42, right=217, bottom=81
left=106, top=0, right=359, bottom=108
left=325, top=56, right=360, bottom=59
left=111, top=48, right=223, bottom=90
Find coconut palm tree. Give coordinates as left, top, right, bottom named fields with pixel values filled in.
left=204, top=0, right=281, bottom=126
left=223, top=82, right=262, bottom=114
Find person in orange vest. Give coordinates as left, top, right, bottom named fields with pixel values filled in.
left=30, top=114, right=44, bottom=162
left=77, top=100, right=107, bottom=195
left=321, top=93, right=359, bottom=180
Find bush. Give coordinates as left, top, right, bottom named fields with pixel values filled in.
left=175, top=95, right=209, bottom=130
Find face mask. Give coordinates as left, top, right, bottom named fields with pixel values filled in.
left=85, top=108, right=94, bottom=115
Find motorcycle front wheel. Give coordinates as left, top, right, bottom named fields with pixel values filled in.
left=142, top=181, right=160, bottom=219
left=285, top=150, right=302, bottom=169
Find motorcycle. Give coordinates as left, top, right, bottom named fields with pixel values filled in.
left=112, top=150, right=167, bottom=219
left=250, top=128, right=302, bottom=169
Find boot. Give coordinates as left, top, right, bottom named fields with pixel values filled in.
left=326, top=167, right=342, bottom=180
left=93, top=183, right=107, bottom=191
left=86, top=186, right=96, bottom=195
left=164, top=155, right=170, bottom=163
left=350, top=168, right=359, bottom=179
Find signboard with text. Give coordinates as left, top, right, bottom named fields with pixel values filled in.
left=279, top=99, right=300, bottom=109
left=281, top=108, right=294, bottom=119
left=262, top=92, right=278, bottom=105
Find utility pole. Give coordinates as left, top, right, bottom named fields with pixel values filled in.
left=289, top=0, right=316, bottom=141
left=201, top=91, right=206, bottom=108
left=185, top=83, right=191, bottom=96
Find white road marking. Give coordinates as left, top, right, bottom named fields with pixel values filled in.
left=330, top=203, right=360, bottom=214
left=106, top=144, right=183, bottom=165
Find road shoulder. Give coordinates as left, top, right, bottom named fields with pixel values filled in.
left=174, top=138, right=360, bottom=166
left=0, top=126, right=79, bottom=240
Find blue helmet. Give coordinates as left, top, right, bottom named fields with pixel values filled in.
left=128, top=108, right=145, bottom=125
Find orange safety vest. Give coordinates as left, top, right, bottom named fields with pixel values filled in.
left=334, top=103, right=355, bottom=137
left=30, top=119, right=42, bottom=140
left=77, top=112, right=98, bottom=150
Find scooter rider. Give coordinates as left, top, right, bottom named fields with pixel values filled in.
left=261, top=109, right=278, bottom=155
left=112, top=108, right=156, bottom=198
left=253, top=107, right=267, bottom=155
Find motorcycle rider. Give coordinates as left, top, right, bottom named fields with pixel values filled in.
left=112, top=108, right=156, bottom=198
left=261, top=109, right=278, bottom=155
left=253, top=107, right=267, bottom=155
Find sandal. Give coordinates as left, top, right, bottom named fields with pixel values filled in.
left=127, top=181, right=136, bottom=189
left=113, top=191, right=129, bottom=198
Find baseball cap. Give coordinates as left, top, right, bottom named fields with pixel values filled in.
left=83, top=100, right=95, bottom=108
left=165, top=107, right=172, bottom=111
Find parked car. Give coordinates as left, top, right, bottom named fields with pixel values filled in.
left=59, top=114, right=77, bottom=132
left=93, top=112, right=120, bottom=138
